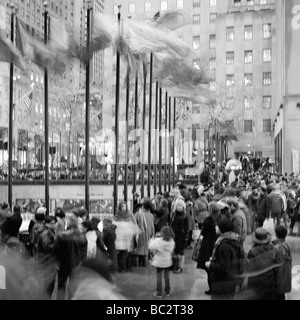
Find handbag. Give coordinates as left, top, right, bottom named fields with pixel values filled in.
left=192, top=237, right=202, bottom=262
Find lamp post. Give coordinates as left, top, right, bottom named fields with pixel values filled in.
left=43, top=1, right=50, bottom=215
left=8, top=3, right=15, bottom=208
left=85, top=0, right=92, bottom=213
left=113, top=4, right=121, bottom=213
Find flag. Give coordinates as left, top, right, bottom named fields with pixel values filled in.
left=0, top=34, right=26, bottom=70
left=92, top=113, right=102, bottom=131
left=151, top=11, right=161, bottom=22
left=23, top=90, right=33, bottom=114
left=182, top=112, right=189, bottom=121
left=50, top=14, right=113, bottom=65
left=16, top=17, right=66, bottom=73
left=128, top=109, right=134, bottom=121
left=151, top=11, right=191, bottom=31
left=16, top=89, right=34, bottom=114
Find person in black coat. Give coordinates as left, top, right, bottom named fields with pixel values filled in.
left=205, top=218, right=243, bottom=300
left=197, top=201, right=221, bottom=295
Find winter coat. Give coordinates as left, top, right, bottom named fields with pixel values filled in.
left=148, top=236, right=175, bottom=268
left=152, top=207, right=169, bottom=233
left=209, top=232, right=241, bottom=300
left=257, top=194, right=268, bottom=221
left=54, top=229, right=87, bottom=276
left=266, top=192, right=284, bottom=216
left=273, top=241, right=292, bottom=295
left=170, top=210, right=189, bottom=251
left=231, top=209, right=247, bottom=243
left=36, top=223, right=57, bottom=265
left=113, top=219, right=139, bottom=251
left=86, top=230, right=97, bottom=259
left=197, top=216, right=218, bottom=270
left=193, top=197, right=209, bottom=225
left=247, top=243, right=281, bottom=300
left=134, top=209, right=155, bottom=256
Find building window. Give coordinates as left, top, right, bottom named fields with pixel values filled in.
left=263, top=48, right=272, bottom=62
left=209, top=13, right=217, bottom=23
left=234, top=0, right=241, bottom=7
left=247, top=0, right=254, bottom=5
left=244, top=73, right=253, bottom=86
left=193, top=0, right=200, bottom=7
left=226, top=74, right=234, bottom=87
left=161, top=0, right=167, bottom=11
left=193, top=36, right=200, bottom=50
left=263, top=72, right=272, bottom=85
left=193, top=14, right=200, bottom=25
left=177, top=0, right=184, bottom=9
left=192, top=103, right=200, bottom=114
left=226, top=27, right=234, bottom=42
left=263, top=23, right=272, bottom=39
left=226, top=51, right=234, bottom=64
left=244, top=97, right=252, bottom=109
left=244, top=120, right=253, bottom=133
left=245, top=50, right=253, bottom=64
left=209, top=58, right=216, bottom=70
left=113, top=5, right=118, bottom=15
left=210, top=0, right=217, bottom=7
left=129, top=3, right=136, bottom=14
left=193, top=59, right=200, bottom=70
left=244, top=25, right=253, bottom=40
left=260, top=0, right=267, bottom=4
left=263, top=96, right=271, bottom=109
left=209, top=35, right=216, bottom=49
left=144, top=2, right=151, bottom=12
left=263, top=119, right=271, bottom=132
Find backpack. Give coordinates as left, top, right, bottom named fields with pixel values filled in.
left=29, top=222, right=46, bottom=255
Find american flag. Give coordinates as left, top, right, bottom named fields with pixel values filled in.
left=23, top=91, right=33, bottom=113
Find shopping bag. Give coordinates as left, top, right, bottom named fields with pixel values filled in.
left=262, top=218, right=275, bottom=236
left=192, top=238, right=202, bottom=262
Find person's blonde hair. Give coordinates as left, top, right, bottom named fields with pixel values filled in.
left=208, top=201, right=220, bottom=218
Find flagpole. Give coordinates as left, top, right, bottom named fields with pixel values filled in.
left=147, top=53, right=153, bottom=198
left=26, top=130, right=29, bottom=177
left=133, top=70, right=138, bottom=203
left=164, top=91, right=168, bottom=193
left=59, top=131, right=62, bottom=179
left=8, top=4, right=15, bottom=208
left=168, top=96, right=171, bottom=192
left=153, top=81, right=158, bottom=196
left=51, top=131, right=54, bottom=176
left=85, top=2, right=92, bottom=213
left=124, top=67, right=130, bottom=202
left=113, top=5, right=121, bottom=214
left=43, top=3, right=50, bottom=215
left=173, top=98, right=176, bottom=188
left=140, top=58, right=147, bottom=200
left=77, top=132, right=79, bottom=180
left=159, top=87, right=162, bottom=194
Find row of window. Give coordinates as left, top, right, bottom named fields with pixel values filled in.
left=192, top=25, right=271, bottom=50
left=224, top=72, right=272, bottom=87
left=192, top=94, right=271, bottom=113
left=114, top=0, right=269, bottom=15
left=205, top=49, right=271, bottom=69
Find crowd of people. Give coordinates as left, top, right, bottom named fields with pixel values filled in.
left=0, top=162, right=298, bottom=300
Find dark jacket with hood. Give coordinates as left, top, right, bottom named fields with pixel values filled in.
left=209, top=232, right=242, bottom=299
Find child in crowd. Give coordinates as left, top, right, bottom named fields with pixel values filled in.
left=148, top=226, right=175, bottom=298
